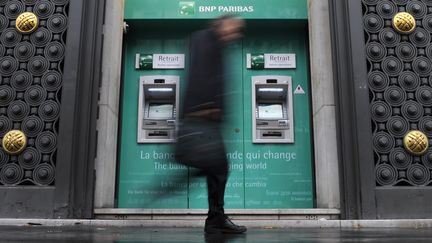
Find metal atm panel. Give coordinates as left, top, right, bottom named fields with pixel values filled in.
left=137, top=75, right=179, bottom=143
left=252, top=75, right=294, bottom=143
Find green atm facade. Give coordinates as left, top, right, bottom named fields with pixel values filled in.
left=118, top=0, right=314, bottom=209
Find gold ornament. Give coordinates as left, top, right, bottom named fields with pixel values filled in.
left=15, top=12, right=39, bottom=34
left=403, top=130, right=429, bottom=156
left=393, top=12, right=416, bottom=34
left=2, top=130, right=27, bottom=155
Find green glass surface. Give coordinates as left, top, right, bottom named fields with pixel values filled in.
left=118, top=27, right=190, bottom=208
left=118, top=21, right=313, bottom=209
left=242, top=26, right=314, bottom=208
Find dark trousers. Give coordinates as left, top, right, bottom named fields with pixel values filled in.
left=175, top=117, right=228, bottom=217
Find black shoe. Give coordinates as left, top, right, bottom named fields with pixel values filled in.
left=204, top=215, right=247, bottom=234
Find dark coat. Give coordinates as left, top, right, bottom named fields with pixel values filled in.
left=181, top=28, right=225, bottom=117
left=175, top=28, right=228, bottom=172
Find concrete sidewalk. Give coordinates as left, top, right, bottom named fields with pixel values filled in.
left=1, top=226, right=432, bottom=242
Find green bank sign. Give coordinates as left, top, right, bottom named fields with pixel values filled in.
left=125, top=0, right=308, bottom=20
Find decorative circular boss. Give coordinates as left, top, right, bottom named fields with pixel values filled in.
left=15, top=12, right=39, bottom=34
left=393, top=12, right=416, bottom=34
left=2, top=130, right=27, bottom=155
left=403, top=130, right=429, bottom=156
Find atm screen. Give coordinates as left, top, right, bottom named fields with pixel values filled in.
left=148, top=103, right=174, bottom=119
left=258, top=103, right=283, bottom=119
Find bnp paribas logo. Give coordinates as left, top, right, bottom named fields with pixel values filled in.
left=179, top=1, right=195, bottom=15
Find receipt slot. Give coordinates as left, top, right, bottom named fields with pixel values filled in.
left=252, top=76, right=294, bottom=143
left=137, top=75, right=179, bottom=143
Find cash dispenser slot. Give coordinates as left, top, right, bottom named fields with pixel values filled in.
left=252, top=75, right=294, bottom=143
left=145, top=121, right=157, bottom=126
left=137, top=75, right=179, bottom=143
left=262, top=131, right=282, bottom=137
left=148, top=131, right=169, bottom=137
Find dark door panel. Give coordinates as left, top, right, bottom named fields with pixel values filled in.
left=0, top=0, right=104, bottom=218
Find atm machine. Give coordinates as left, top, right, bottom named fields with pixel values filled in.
left=137, top=75, right=179, bottom=143
left=252, top=75, right=294, bottom=143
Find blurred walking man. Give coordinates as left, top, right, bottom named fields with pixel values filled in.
left=175, top=16, right=247, bottom=234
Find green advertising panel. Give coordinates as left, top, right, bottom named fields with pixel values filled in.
left=125, top=0, right=308, bottom=20
left=118, top=21, right=314, bottom=209
left=242, top=27, right=314, bottom=208
left=118, top=0, right=313, bottom=209
left=118, top=25, right=248, bottom=208
left=118, top=28, right=190, bottom=208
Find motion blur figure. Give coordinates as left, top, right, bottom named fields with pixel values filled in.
left=175, top=16, right=247, bottom=234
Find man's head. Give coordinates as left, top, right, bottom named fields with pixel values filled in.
left=212, top=15, right=245, bottom=44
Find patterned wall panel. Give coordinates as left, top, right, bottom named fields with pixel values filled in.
left=0, top=0, right=69, bottom=186
left=363, top=0, right=432, bottom=186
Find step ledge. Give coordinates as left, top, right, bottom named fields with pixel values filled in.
left=1, top=219, right=432, bottom=228
left=94, top=208, right=341, bottom=215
